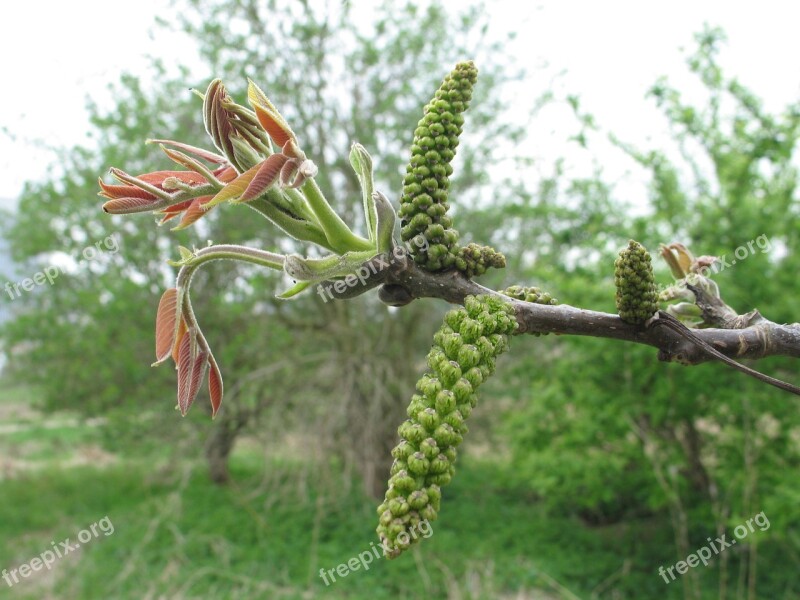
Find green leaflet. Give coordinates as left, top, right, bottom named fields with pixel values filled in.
left=349, top=143, right=378, bottom=244
left=276, top=280, right=314, bottom=300
left=373, top=191, right=397, bottom=253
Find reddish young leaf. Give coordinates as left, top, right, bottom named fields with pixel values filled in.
left=201, top=161, right=262, bottom=209
left=279, top=159, right=299, bottom=188
left=172, top=317, right=187, bottom=364
left=176, top=329, right=207, bottom=415
left=240, top=154, right=289, bottom=202
left=248, top=81, right=295, bottom=147
left=183, top=350, right=208, bottom=416
left=136, top=170, right=209, bottom=187
left=215, top=165, right=238, bottom=183
left=154, top=288, right=181, bottom=364
left=148, top=139, right=227, bottom=164
left=157, top=199, right=196, bottom=224
left=254, top=107, right=292, bottom=147
left=162, top=199, right=196, bottom=212
left=98, top=179, right=156, bottom=200
left=213, top=85, right=236, bottom=160
left=208, top=355, right=223, bottom=418
left=178, top=331, right=194, bottom=415
left=281, top=138, right=305, bottom=160
left=203, top=80, right=222, bottom=148
left=160, top=147, right=217, bottom=181
left=172, top=197, right=213, bottom=230
left=102, top=197, right=163, bottom=214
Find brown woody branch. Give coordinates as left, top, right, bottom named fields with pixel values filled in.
left=319, top=248, right=800, bottom=368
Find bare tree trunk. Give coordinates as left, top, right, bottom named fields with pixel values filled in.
left=205, top=419, right=238, bottom=485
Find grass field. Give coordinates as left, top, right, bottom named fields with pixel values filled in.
left=0, top=379, right=794, bottom=599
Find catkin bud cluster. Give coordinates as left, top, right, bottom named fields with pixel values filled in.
left=454, top=243, right=506, bottom=278
left=502, top=285, right=558, bottom=336
left=399, top=62, right=477, bottom=271
left=615, top=240, right=659, bottom=324
left=376, top=295, right=517, bottom=558
left=502, top=285, right=557, bottom=306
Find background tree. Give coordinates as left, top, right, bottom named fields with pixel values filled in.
left=1, top=0, right=537, bottom=495
left=501, top=27, right=800, bottom=599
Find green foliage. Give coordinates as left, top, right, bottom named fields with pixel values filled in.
left=2, top=451, right=797, bottom=599
left=498, top=25, right=800, bottom=597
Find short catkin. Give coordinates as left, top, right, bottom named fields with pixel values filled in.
left=376, top=295, right=517, bottom=558
left=502, top=285, right=558, bottom=336
left=454, top=243, right=507, bottom=278
left=614, top=240, right=659, bottom=324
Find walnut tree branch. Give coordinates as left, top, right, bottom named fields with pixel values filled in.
left=320, top=248, right=800, bottom=370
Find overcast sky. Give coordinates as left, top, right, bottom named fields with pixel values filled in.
left=1, top=1, right=799, bottom=212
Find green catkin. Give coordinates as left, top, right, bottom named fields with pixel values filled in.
left=398, top=62, right=506, bottom=278
left=614, top=240, right=659, bottom=324
left=398, top=62, right=477, bottom=271
left=502, top=285, right=557, bottom=306
left=502, top=284, right=558, bottom=336
left=376, top=295, right=517, bottom=558
left=454, top=243, right=507, bottom=278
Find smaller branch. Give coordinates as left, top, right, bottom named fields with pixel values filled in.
left=299, top=178, right=373, bottom=253
left=648, top=311, right=800, bottom=395
left=176, top=245, right=285, bottom=279
left=246, top=196, right=334, bottom=251
left=686, top=282, right=764, bottom=329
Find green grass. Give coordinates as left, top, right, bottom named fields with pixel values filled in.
left=0, top=395, right=797, bottom=599
left=0, top=449, right=680, bottom=600
left=0, top=381, right=43, bottom=408
left=4, top=423, right=99, bottom=445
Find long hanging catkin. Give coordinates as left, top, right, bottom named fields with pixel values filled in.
left=376, top=295, right=517, bottom=558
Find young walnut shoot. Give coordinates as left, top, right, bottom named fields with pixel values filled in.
left=99, top=60, right=800, bottom=559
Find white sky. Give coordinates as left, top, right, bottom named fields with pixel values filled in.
left=1, top=1, right=799, bottom=211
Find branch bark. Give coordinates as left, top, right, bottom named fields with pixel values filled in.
left=320, top=248, right=800, bottom=369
